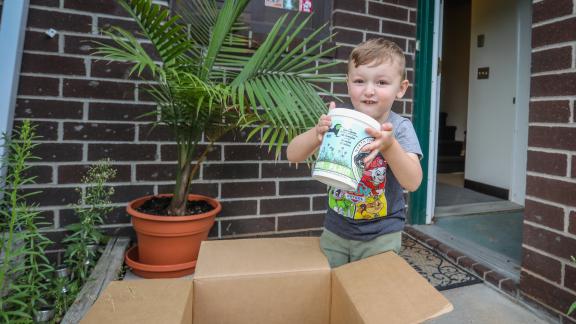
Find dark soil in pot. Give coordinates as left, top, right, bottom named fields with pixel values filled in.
left=136, top=196, right=214, bottom=216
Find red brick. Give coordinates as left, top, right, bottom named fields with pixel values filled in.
left=522, top=248, right=562, bottom=283
left=260, top=197, right=310, bottom=214
left=531, top=46, right=572, bottom=73
left=529, top=100, right=571, bottom=123
left=529, top=126, right=576, bottom=151
left=279, top=180, right=326, bottom=195
left=409, top=10, right=416, bottom=23
left=532, top=17, right=576, bottom=48
left=313, top=195, right=328, bottom=210
left=161, top=144, right=221, bottom=162
left=23, top=187, right=78, bottom=206
left=501, top=279, right=518, bottom=297
left=33, top=143, right=83, bottom=161
left=531, top=72, right=576, bottom=97
left=158, top=183, right=219, bottom=199
left=64, top=35, right=114, bottom=55
left=219, top=128, right=261, bottom=143
left=98, top=17, right=141, bottom=36
left=24, top=31, right=59, bottom=52
left=278, top=213, right=325, bottom=231
left=527, top=176, right=576, bottom=207
left=22, top=165, right=53, bottom=184
left=485, top=271, right=507, bottom=287
left=64, top=0, right=129, bottom=16
left=524, top=223, right=576, bottom=260
left=381, top=20, right=415, bottom=37
left=109, top=185, right=154, bottom=203
left=520, top=271, right=576, bottom=315
left=369, top=2, right=409, bottom=21
left=224, top=145, right=277, bottom=161
left=472, top=263, right=491, bottom=279
left=333, top=12, right=379, bottom=32
left=30, top=0, right=59, bottom=7
left=18, top=76, right=59, bottom=96
left=88, top=102, right=156, bottom=121
left=136, top=164, right=179, bottom=181
left=203, top=163, right=259, bottom=180
left=13, top=120, right=58, bottom=141
left=138, top=124, right=173, bottom=141
left=21, top=53, right=86, bottom=76
left=533, top=0, right=573, bottom=24
left=88, top=144, right=156, bottom=161
left=333, top=0, right=365, bottom=13
left=525, top=199, right=564, bottom=230
left=381, top=0, right=417, bottom=8
left=221, top=181, right=276, bottom=198
left=333, top=28, right=364, bottom=45
left=63, top=79, right=134, bottom=100
left=527, top=150, right=567, bottom=176
left=58, top=164, right=130, bottom=184
left=16, top=99, right=83, bottom=120
left=219, top=200, right=258, bottom=217
left=262, top=162, right=312, bottom=178
left=569, top=211, right=576, bottom=235
left=28, top=8, right=92, bottom=33
left=221, top=217, right=276, bottom=236
left=335, top=45, right=354, bottom=60
left=573, top=156, right=576, bottom=179
left=565, top=263, right=576, bottom=292
left=63, top=122, right=135, bottom=141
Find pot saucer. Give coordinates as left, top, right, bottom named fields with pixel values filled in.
left=124, top=246, right=196, bottom=279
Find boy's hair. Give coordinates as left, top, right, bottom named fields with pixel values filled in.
left=348, top=38, right=406, bottom=78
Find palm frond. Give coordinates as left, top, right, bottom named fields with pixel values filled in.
left=116, top=0, right=197, bottom=66
left=200, top=0, right=252, bottom=80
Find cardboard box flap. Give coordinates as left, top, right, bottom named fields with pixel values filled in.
left=195, top=237, right=329, bottom=279
left=331, top=252, right=453, bottom=324
left=81, top=279, right=193, bottom=324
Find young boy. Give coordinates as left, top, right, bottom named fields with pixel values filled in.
left=286, top=38, right=423, bottom=268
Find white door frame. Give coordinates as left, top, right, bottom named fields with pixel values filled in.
left=0, top=0, right=29, bottom=152
left=425, top=0, right=444, bottom=224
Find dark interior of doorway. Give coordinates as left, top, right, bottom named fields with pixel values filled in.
left=430, top=0, right=523, bottom=280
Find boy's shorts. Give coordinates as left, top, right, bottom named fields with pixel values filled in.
left=319, top=229, right=402, bottom=268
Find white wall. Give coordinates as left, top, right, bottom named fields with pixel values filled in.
left=465, top=0, right=518, bottom=190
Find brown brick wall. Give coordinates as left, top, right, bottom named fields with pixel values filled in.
left=14, top=0, right=416, bottom=261
left=522, top=0, right=576, bottom=322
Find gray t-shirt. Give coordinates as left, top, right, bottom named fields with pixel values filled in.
left=324, top=111, right=423, bottom=241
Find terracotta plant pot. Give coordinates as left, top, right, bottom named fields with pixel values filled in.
left=126, top=194, right=220, bottom=274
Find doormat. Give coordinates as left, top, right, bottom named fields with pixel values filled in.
left=399, top=234, right=482, bottom=291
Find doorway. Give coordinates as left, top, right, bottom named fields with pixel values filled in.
left=417, top=0, right=532, bottom=279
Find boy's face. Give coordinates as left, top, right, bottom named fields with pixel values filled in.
left=346, top=59, right=409, bottom=124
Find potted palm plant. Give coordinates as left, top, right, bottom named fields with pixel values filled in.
left=95, top=0, right=342, bottom=278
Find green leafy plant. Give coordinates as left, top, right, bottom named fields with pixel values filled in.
left=0, top=120, right=53, bottom=322
left=94, top=0, right=343, bottom=215
left=63, top=159, right=116, bottom=285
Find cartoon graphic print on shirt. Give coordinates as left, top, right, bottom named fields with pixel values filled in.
left=328, top=154, right=388, bottom=220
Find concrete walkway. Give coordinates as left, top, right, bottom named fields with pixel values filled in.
left=428, top=283, right=553, bottom=324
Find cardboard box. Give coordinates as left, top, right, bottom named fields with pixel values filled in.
left=82, top=237, right=452, bottom=324
left=81, top=279, right=193, bottom=323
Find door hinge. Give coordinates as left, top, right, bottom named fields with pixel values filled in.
left=437, top=57, right=442, bottom=76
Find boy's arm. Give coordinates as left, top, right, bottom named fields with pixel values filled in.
left=287, top=102, right=335, bottom=163
left=286, top=127, right=321, bottom=162
left=381, top=140, right=422, bottom=192
left=363, top=123, right=423, bottom=192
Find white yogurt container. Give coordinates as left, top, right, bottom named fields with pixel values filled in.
left=312, top=108, right=380, bottom=191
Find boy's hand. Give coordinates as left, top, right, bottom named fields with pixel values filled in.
left=362, top=122, right=394, bottom=165
left=315, top=102, right=336, bottom=143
